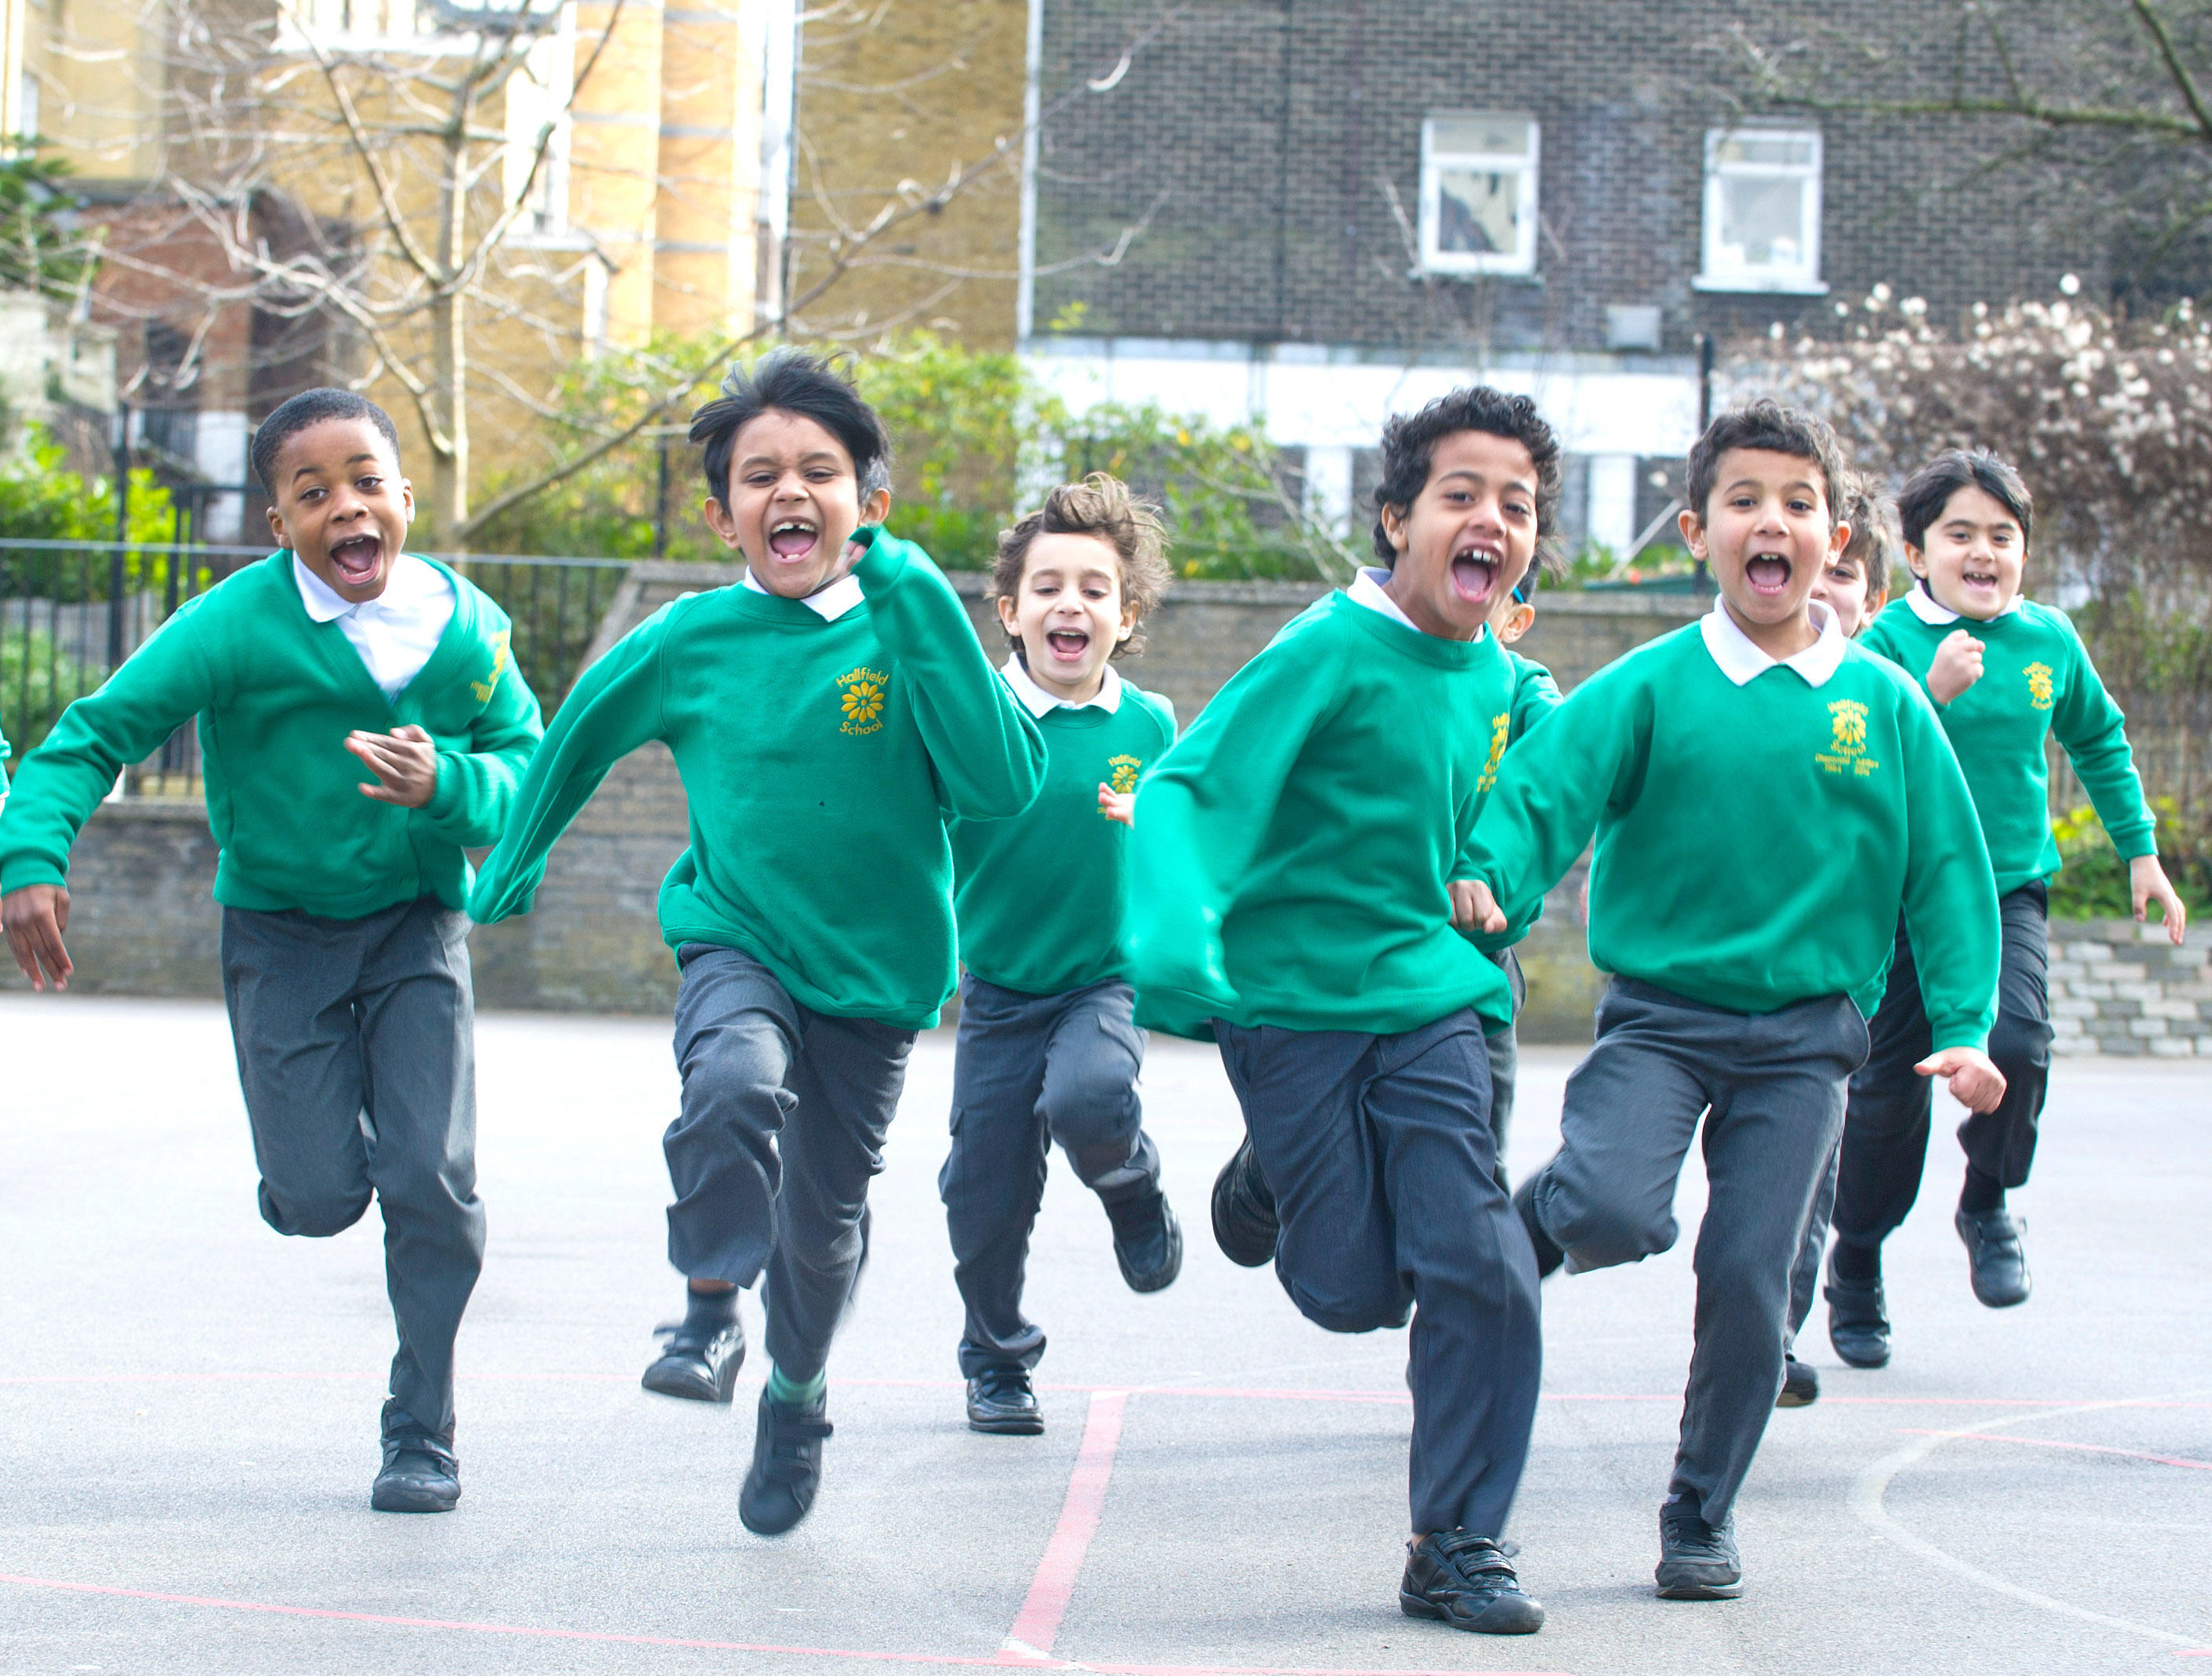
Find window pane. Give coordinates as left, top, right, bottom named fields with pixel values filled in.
left=1436, top=167, right=1521, bottom=255
left=1431, top=116, right=1531, bottom=159
left=1718, top=174, right=1805, bottom=270
left=1715, top=134, right=1815, bottom=170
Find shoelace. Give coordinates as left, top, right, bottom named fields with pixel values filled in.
left=1662, top=1511, right=1726, bottom=1551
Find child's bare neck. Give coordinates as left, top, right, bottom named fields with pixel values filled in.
left=1027, top=659, right=1106, bottom=706
left=1723, top=598, right=1821, bottom=662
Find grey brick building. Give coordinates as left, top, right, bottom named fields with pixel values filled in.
left=1018, top=1, right=2103, bottom=553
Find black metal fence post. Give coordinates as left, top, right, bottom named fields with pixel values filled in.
left=108, top=405, right=130, bottom=671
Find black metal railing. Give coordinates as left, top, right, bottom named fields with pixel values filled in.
left=0, top=539, right=630, bottom=794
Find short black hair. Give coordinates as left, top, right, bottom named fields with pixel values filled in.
left=1686, top=398, right=1847, bottom=527
left=251, top=387, right=402, bottom=496
left=1370, top=385, right=1564, bottom=566
left=688, top=347, right=893, bottom=508
left=1897, top=448, right=2033, bottom=552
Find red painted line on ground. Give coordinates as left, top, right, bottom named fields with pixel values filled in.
left=0, top=1572, right=1560, bottom=1676
left=1899, top=1430, right=2212, bottom=1472
left=1001, top=1388, right=1128, bottom=1660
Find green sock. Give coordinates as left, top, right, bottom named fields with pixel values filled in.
left=766, top=1363, right=827, bottom=1407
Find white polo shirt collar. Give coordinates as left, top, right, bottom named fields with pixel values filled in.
left=1001, top=655, right=1123, bottom=718
left=1905, top=581, right=2025, bottom=625
left=742, top=567, right=864, bottom=621
left=1700, top=598, right=1849, bottom=688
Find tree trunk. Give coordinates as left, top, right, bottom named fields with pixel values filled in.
left=430, top=106, right=470, bottom=553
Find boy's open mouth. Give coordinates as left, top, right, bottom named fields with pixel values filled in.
left=1044, top=626, right=1093, bottom=665
left=1450, top=543, right=1500, bottom=606
left=328, top=532, right=383, bottom=587
left=1745, top=551, right=1793, bottom=597
left=767, top=518, right=820, bottom=563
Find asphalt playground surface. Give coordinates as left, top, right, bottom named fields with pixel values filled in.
left=2, top=994, right=2209, bottom=1676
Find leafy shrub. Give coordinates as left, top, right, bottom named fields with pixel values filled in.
left=2046, top=798, right=2211, bottom=922
left=0, top=625, right=97, bottom=757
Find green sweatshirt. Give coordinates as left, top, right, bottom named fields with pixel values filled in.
left=950, top=677, right=1176, bottom=997
left=1473, top=647, right=1565, bottom=959
left=1859, top=593, right=2155, bottom=896
left=1125, top=592, right=1517, bottom=1040
left=1464, top=621, right=2001, bottom=1051
left=0, top=552, right=542, bottom=919
left=468, top=530, right=1047, bottom=1029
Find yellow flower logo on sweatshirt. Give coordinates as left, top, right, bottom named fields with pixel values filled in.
left=837, top=666, right=888, bottom=735
left=1816, top=699, right=1880, bottom=778
left=1107, top=754, right=1143, bottom=795
left=1477, top=710, right=1511, bottom=793
left=470, top=629, right=511, bottom=704
left=2024, top=662, right=2055, bottom=710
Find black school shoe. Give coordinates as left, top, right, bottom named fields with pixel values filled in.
left=1210, top=1136, right=1279, bottom=1268
left=1105, top=1186, right=1185, bottom=1293
left=1511, top=1175, right=1564, bottom=1279
left=371, top=1419, right=460, bottom=1513
left=1955, top=1207, right=2032, bottom=1307
left=1777, top=1354, right=1819, bottom=1408
left=966, top=1365, right=1044, bottom=1435
left=1399, top=1531, right=1545, bottom=1634
left=1824, top=1256, right=1891, bottom=1370
left=1655, top=1498, right=1741, bottom=1600
left=642, top=1309, right=746, bottom=1403
left=739, top=1389, right=834, bottom=1536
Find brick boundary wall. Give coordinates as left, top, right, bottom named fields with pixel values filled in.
left=2049, top=922, right=2212, bottom=1058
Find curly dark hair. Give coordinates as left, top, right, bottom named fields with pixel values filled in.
left=688, top=347, right=892, bottom=508
left=1897, top=448, right=2033, bottom=552
left=1685, top=398, right=1847, bottom=527
left=991, top=474, right=1172, bottom=661
left=1370, top=386, right=1565, bottom=567
left=251, top=387, right=401, bottom=495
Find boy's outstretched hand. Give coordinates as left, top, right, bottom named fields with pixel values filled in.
left=1098, top=783, right=1135, bottom=827
left=1450, top=878, right=1507, bottom=936
left=2131, top=854, right=2189, bottom=945
left=1915, top=1045, right=2006, bottom=1113
left=2, top=883, right=73, bottom=991
left=347, top=724, right=439, bottom=808
left=1925, top=629, right=1986, bottom=705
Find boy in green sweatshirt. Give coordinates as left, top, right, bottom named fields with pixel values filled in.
left=938, top=474, right=1182, bottom=1437
left=0, top=388, right=542, bottom=1514
left=1823, top=449, right=2187, bottom=1368
left=1459, top=401, right=2005, bottom=1602
left=1777, top=473, right=1895, bottom=1410
left=1130, top=387, right=1553, bottom=1638
left=466, top=350, right=1045, bottom=1536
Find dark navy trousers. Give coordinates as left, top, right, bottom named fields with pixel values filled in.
left=666, top=944, right=915, bottom=1382
left=938, top=974, right=1158, bottom=1376
left=1214, top=1008, right=1541, bottom=1539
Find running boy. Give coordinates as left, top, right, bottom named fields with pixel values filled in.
left=1778, top=473, right=1894, bottom=1409
left=1824, top=449, right=2186, bottom=1368
left=939, top=474, right=1181, bottom=1436
left=1458, top=400, right=2004, bottom=1601
left=0, top=387, right=542, bottom=1514
left=1130, top=387, right=1551, bottom=1637
left=466, top=350, right=1044, bottom=1535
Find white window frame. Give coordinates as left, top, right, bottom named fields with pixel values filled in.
left=1696, top=127, right=1827, bottom=295
left=501, top=7, right=576, bottom=244
left=1418, top=112, right=1539, bottom=278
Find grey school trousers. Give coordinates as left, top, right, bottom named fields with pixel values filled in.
left=1482, top=948, right=1528, bottom=1190
left=667, top=944, right=915, bottom=1382
left=1518, top=979, right=1869, bottom=1528
left=1832, top=883, right=2052, bottom=1252
left=938, top=974, right=1159, bottom=1376
left=1215, top=1010, right=1542, bottom=1539
left=221, top=897, right=485, bottom=1441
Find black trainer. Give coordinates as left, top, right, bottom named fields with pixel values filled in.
left=1824, top=1255, right=1891, bottom=1370
left=739, top=1388, right=834, bottom=1536
left=966, top=1365, right=1044, bottom=1435
left=1777, top=1354, right=1819, bottom=1408
left=642, top=1300, right=746, bottom=1403
left=371, top=1420, right=460, bottom=1513
left=1512, top=1175, right=1563, bottom=1278
left=1399, top=1530, right=1544, bottom=1634
left=1210, top=1136, right=1279, bottom=1268
left=1655, top=1498, right=1741, bottom=1600
left=1955, top=1206, right=2031, bottom=1307
left=1105, top=1186, right=1184, bottom=1293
